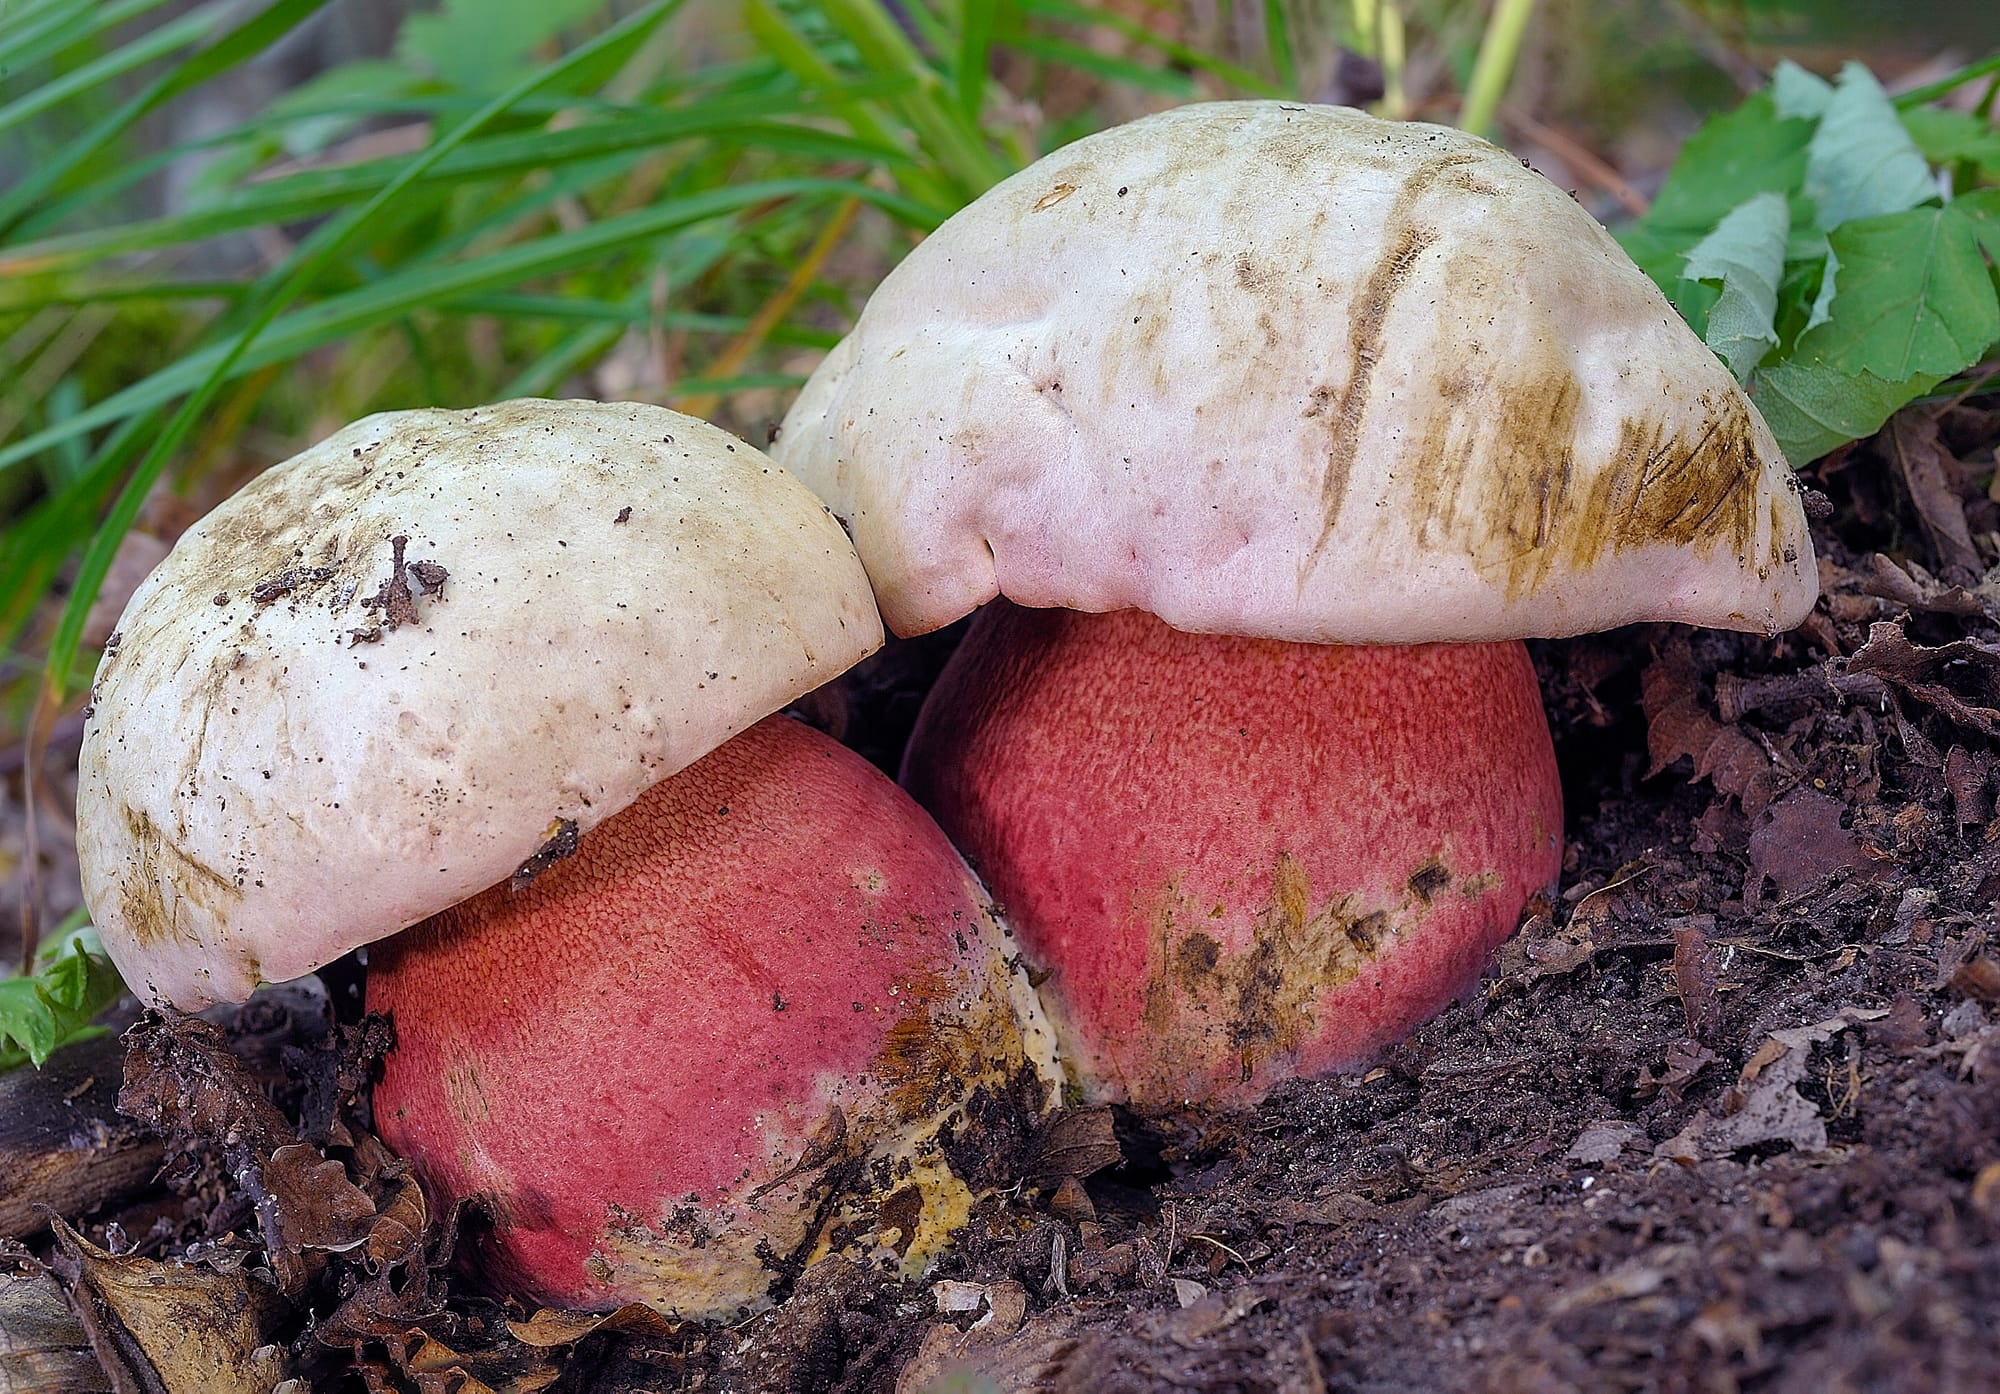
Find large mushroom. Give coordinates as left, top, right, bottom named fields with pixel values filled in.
left=773, top=102, right=1819, bottom=1111
left=76, top=399, right=1058, bottom=1315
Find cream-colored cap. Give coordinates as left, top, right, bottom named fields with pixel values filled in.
left=775, top=101, right=1817, bottom=643
left=78, top=399, right=883, bottom=1008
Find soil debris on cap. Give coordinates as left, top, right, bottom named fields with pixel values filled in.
left=357, top=534, right=448, bottom=634
left=509, top=817, right=581, bottom=890
left=250, top=565, right=337, bottom=605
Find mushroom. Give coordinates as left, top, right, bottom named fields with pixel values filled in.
left=76, top=399, right=1058, bottom=1314
left=772, top=102, right=1819, bottom=1111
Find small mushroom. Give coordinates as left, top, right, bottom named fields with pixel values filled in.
left=76, top=399, right=1058, bottom=1314
left=773, top=103, right=1819, bottom=1110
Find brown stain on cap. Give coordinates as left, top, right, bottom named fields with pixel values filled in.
left=1308, top=152, right=1480, bottom=553
left=1407, top=348, right=1766, bottom=597
left=117, top=804, right=241, bottom=951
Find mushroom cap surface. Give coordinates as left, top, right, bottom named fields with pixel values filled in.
left=774, top=100, right=1818, bottom=643
left=78, top=399, right=883, bottom=1009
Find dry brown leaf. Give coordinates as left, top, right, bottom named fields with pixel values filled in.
left=1746, top=790, right=1884, bottom=899
left=48, top=1218, right=287, bottom=1394
left=1641, top=641, right=1776, bottom=815
left=1027, top=1107, right=1122, bottom=1182
left=1846, top=622, right=2000, bottom=737
left=1885, top=409, right=1983, bottom=585
left=1670, top=916, right=1722, bottom=1043
left=1947, top=954, right=2000, bottom=1004
left=1656, top=1009, right=1887, bottom=1162
left=505, top=1304, right=680, bottom=1349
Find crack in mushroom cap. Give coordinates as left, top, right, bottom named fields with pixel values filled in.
left=76, top=399, right=884, bottom=1009
left=774, top=101, right=1819, bottom=643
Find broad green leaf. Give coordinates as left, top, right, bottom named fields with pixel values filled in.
left=0, top=978, right=57, bottom=1069
left=1960, top=188, right=2000, bottom=261
left=1900, top=106, right=2000, bottom=175
left=1810, top=203, right=1999, bottom=380
left=0, top=936, right=124, bottom=1072
left=1806, top=242, right=1839, bottom=334
left=1682, top=191, right=1789, bottom=381
left=1804, top=62, right=1937, bottom=230
left=397, top=0, right=607, bottom=92
left=1770, top=58, right=1831, bottom=120
left=1617, top=93, right=1811, bottom=288
left=1643, top=93, right=1812, bottom=234
left=1751, top=357, right=1943, bottom=466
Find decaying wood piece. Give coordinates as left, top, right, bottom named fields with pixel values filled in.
left=0, top=1267, right=112, bottom=1394
left=0, top=1035, right=160, bottom=1241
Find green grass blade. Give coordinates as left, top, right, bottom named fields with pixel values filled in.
left=446, top=293, right=840, bottom=345
left=1009, top=35, right=1197, bottom=97
left=1264, top=0, right=1298, bottom=95
left=957, top=0, right=1000, bottom=121
left=37, top=0, right=690, bottom=702
left=808, top=0, right=1008, bottom=195
left=1459, top=0, right=1538, bottom=138
left=3, top=106, right=907, bottom=272
left=0, top=411, right=154, bottom=656
left=0, top=0, right=229, bottom=138
left=0, top=0, right=173, bottom=75
left=1019, top=0, right=1285, bottom=96
left=743, top=0, right=958, bottom=213
left=0, top=0, right=334, bottom=237
left=1893, top=53, right=2000, bottom=110
left=0, top=177, right=877, bottom=476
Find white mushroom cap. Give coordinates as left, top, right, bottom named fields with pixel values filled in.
left=77, top=399, right=883, bottom=1009
left=774, top=101, right=1818, bottom=643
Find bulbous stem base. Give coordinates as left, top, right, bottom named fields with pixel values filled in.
left=902, top=603, right=1563, bottom=1111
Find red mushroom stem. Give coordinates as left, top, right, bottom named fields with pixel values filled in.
left=368, top=714, right=1053, bottom=1316
left=901, top=603, right=1563, bottom=1111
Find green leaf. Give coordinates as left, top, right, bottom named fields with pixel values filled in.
left=1900, top=106, right=2000, bottom=175
left=397, top=0, right=607, bottom=92
left=1646, top=92, right=1813, bottom=233
left=1805, top=241, right=1839, bottom=334
left=1617, top=93, right=1811, bottom=287
left=0, top=0, right=334, bottom=236
left=0, top=979, right=58, bottom=1069
left=0, top=0, right=230, bottom=139
left=0, top=178, right=864, bottom=476
left=1682, top=191, right=1789, bottom=381
left=1770, top=58, right=1832, bottom=120
left=956, top=0, right=1000, bottom=120
left=1751, top=357, right=1942, bottom=466
left=1810, top=203, right=2000, bottom=380
left=36, top=0, right=693, bottom=705
left=0, top=938, right=126, bottom=1073
left=1960, top=188, right=2000, bottom=261
left=1804, top=62, right=1937, bottom=230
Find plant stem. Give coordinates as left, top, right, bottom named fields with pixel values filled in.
left=1379, top=3, right=1406, bottom=120
left=1460, top=0, right=1537, bottom=139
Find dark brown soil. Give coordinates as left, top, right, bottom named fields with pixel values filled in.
left=7, top=395, right=2000, bottom=1393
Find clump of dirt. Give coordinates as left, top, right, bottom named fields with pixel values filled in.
left=8, top=394, right=2000, bottom=1392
